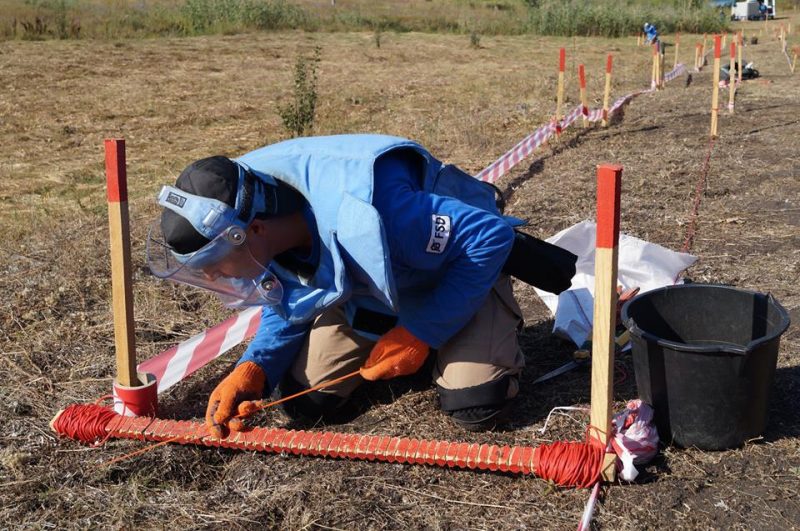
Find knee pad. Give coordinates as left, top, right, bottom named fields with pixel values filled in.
left=436, top=375, right=516, bottom=431
left=436, top=375, right=514, bottom=412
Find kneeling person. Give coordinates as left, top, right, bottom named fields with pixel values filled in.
left=148, top=135, right=525, bottom=437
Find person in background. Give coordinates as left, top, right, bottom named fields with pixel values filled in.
left=643, top=22, right=659, bottom=46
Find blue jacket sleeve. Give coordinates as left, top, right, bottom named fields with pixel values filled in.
left=238, top=306, right=311, bottom=393
left=372, top=154, right=515, bottom=348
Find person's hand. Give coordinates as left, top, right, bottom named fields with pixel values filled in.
left=205, top=361, right=266, bottom=438
left=360, top=326, right=429, bottom=381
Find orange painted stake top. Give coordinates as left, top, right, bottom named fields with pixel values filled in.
left=596, top=164, right=623, bottom=249
left=714, top=35, right=721, bottom=59
left=105, top=139, right=127, bottom=203
left=559, top=48, right=565, bottom=72
left=606, top=54, right=613, bottom=73
left=730, top=42, right=736, bottom=58
left=652, top=43, right=658, bottom=56
left=578, top=64, right=586, bottom=88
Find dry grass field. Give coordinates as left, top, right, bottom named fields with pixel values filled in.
left=1, top=13, right=799, bottom=530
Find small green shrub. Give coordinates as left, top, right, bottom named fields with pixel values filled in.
left=470, top=31, right=481, bottom=48
left=278, top=46, right=322, bottom=138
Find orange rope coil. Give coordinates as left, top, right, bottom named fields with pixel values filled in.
left=52, top=404, right=606, bottom=489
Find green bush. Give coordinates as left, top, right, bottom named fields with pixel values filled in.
left=277, top=46, right=322, bottom=138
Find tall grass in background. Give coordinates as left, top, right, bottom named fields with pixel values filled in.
left=527, top=0, right=729, bottom=37
left=1, top=0, right=732, bottom=41
left=180, top=0, right=308, bottom=33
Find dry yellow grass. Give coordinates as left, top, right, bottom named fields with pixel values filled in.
left=0, top=13, right=799, bottom=528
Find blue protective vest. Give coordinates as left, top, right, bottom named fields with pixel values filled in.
left=235, top=134, right=518, bottom=386
left=236, top=134, right=504, bottom=327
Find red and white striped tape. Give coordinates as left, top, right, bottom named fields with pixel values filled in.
left=140, top=62, right=689, bottom=394
left=476, top=64, right=686, bottom=183
left=782, top=40, right=794, bottom=70
left=138, top=306, right=261, bottom=393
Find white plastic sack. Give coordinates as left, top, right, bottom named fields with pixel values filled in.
left=534, top=220, right=697, bottom=347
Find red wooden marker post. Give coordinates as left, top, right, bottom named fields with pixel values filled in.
left=602, top=54, right=612, bottom=127
left=702, top=33, right=708, bottom=61
left=105, top=139, right=157, bottom=416
left=694, top=42, right=701, bottom=70
left=555, top=47, right=566, bottom=133
left=651, top=43, right=658, bottom=89
left=737, top=31, right=743, bottom=83
left=710, top=35, right=722, bottom=138
left=578, top=64, right=588, bottom=128
left=728, top=42, right=736, bottom=113
left=590, top=164, right=623, bottom=481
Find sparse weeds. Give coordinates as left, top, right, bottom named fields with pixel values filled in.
left=277, top=46, right=322, bottom=138
left=470, top=31, right=481, bottom=49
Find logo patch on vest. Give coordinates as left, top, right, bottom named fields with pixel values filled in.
left=165, top=192, right=187, bottom=208
left=426, top=214, right=451, bottom=254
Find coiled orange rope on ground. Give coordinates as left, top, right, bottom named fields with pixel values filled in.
left=51, top=403, right=606, bottom=489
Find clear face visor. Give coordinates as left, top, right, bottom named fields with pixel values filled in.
left=146, top=221, right=283, bottom=308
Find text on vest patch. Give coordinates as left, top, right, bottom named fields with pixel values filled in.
left=426, top=214, right=451, bottom=254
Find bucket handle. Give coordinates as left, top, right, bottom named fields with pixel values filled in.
left=624, top=317, right=750, bottom=355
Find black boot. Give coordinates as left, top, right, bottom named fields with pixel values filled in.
left=437, top=375, right=516, bottom=432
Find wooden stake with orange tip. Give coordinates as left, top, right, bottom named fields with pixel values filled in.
left=728, top=42, right=736, bottom=113
left=737, top=31, right=743, bottom=83
left=105, top=139, right=158, bottom=416
left=674, top=33, right=680, bottom=68
left=105, top=139, right=137, bottom=388
left=651, top=43, right=658, bottom=89
left=590, top=164, right=623, bottom=482
left=556, top=47, right=566, bottom=132
left=702, top=33, right=708, bottom=61
left=602, top=54, right=612, bottom=127
left=694, top=42, right=701, bottom=70
left=578, top=64, right=588, bottom=128
left=710, top=35, right=722, bottom=138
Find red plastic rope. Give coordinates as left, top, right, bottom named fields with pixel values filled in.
left=51, top=404, right=606, bottom=489
left=681, top=135, right=717, bottom=254
left=52, top=404, right=119, bottom=445
left=534, top=440, right=605, bottom=489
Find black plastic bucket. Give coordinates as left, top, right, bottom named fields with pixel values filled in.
left=621, top=284, right=790, bottom=450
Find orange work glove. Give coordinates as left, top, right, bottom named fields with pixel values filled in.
left=360, top=326, right=430, bottom=381
left=205, top=361, right=266, bottom=438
